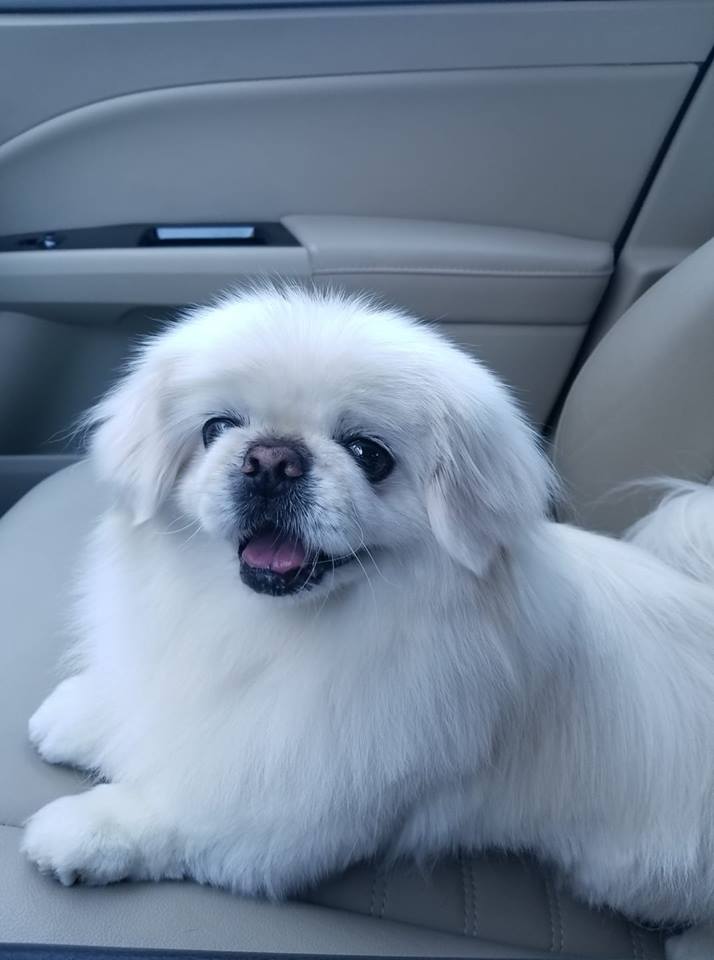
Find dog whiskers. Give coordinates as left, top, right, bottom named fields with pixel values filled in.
left=361, top=543, right=396, bottom=588
left=345, top=506, right=396, bottom=588
left=157, top=518, right=202, bottom=537
left=349, top=545, right=379, bottom=621
left=290, top=556, right=336, bottom=647
left=176, top=523, right=204, bottom=551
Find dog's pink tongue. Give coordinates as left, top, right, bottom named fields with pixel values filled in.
left=242, top=532, right=307, bottom=574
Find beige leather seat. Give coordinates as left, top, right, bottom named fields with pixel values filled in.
left=553, top=237, right=714, bottom=533
left=4, top=239, right=714, bottom=959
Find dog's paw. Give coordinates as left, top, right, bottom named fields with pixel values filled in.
left=22, top=789, right=136, bottom=886
left=29, top=675, right=103, bottom=769
left=666, top=924, right=714, bottom=960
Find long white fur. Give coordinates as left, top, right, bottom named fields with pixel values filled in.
left=627, top=481, right=714, bottom=585
left=21, top=289, right=714, bottom=958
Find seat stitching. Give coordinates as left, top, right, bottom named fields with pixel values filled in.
left=628, top=923, right=645, bottom=960
left=0, top=820, right=649, bottom=958
left=469, top=860, right=479, bottom=937
left=460, top=857, right=470, bottom=936
left=552, top=880, right=564, bottom=953
left=369, top=869, right=379, bottom=918
left=379, top=874, right=389, bottom=919
left=544, top=872, right=562, bottom=953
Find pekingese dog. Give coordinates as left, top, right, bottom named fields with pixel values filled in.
left=23, top=287, right=714, bottom=959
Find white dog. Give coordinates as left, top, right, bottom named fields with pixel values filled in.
left=22, top=287, right=714, bottom=959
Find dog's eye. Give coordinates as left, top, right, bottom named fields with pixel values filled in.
left=202, top=417, right=241, bottom=447
left=345, top=437, right=394, bottom=483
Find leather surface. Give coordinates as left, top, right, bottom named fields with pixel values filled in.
left=0, top=464, right=664, bottom=958
left=286, top=216, right=612, bottom=284
left=1, top=826, right=543, bottom=959
left=0, top=247, right=309, bottom=322
left=0, top=69, right=691, bottom=242
left=553, top=237, right=714, bottom=534
left=593, top=64, right=714, bottom=344
left=1, top=1, right=711, bottom=147
left=287, top=215, right=611, bottom=326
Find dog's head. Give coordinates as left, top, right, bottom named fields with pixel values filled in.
left=88, top=287, right=553, bottom=597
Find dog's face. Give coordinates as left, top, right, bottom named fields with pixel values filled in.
left=89, top=288, right=552, bottom=598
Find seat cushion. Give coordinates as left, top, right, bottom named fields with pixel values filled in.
left=0, top=463, right=664, bottom=959
left=553, top=237, right=714, bottom=535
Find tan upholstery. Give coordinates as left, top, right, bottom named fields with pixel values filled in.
left=553, top=236, right=714, bottom=535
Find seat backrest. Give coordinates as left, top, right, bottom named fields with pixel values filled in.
left=552, top=237, right=714, bottom=535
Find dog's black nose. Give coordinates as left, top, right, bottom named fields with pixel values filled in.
left=241, top=442, right=308, bottom=495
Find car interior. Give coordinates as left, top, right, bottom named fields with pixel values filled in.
left=2, top=0, right=714, bottom=957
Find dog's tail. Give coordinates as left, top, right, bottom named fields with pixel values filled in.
left=625, top=481, right=714, bottom=584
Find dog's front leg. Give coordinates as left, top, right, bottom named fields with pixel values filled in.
left=22, top=782, right=372, bottom=898
left=22, top=784, right=184, bottom=886
left=29, top=673, right=107, bottom=771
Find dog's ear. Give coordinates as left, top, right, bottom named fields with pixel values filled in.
left=425, top=357, right=555, bottom=576
left=86, top=338, right=185, bottom=525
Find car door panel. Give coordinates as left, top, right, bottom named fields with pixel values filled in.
left=0, top=1, right=711, bottom=490
left=0, top=57, right=700, bottom=464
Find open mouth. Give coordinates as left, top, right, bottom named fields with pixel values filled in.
left=237, top=526, right=354, bottom=596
